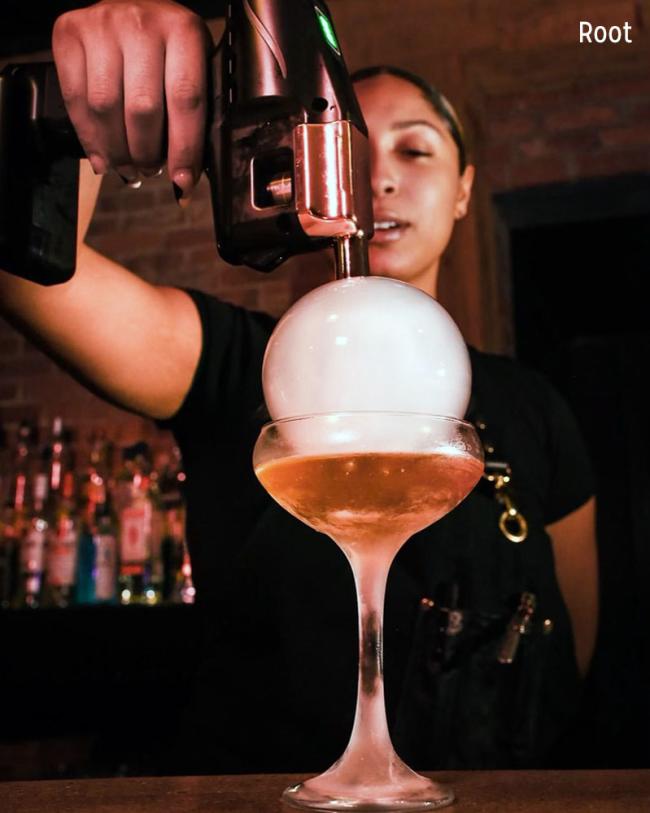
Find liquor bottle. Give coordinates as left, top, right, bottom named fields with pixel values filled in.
left=178, top=539, right=196, bottom=605
left=43, top=470, right=79, bottom=608
left=117, top=443, right=156, bottom=605
left=42, top=419, right=79, bottom=608
left=158, top=446, right=186, bottom=507
left=0, top=502, right=18, bottom=608
left=157, top=446, right=193, bottom=603
left=161, top=505, right=186, bottom=603
left=93, top=499, right=118, bottom=605
left=9, top=420, right=35, bottom=517
left=15, top=458, right=49, bottom=608
left=1, top=422, right=36, bottom=607
left=147, top=464, right=165, bottom=604
left=74, top=519, right=96, bottom=605
left=75, top=432, right=111, bottom=605
left=47, top=417, right=65, bottom=495
left=81, top=430, right=113, bottom=509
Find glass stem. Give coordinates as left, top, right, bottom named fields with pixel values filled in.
left=343, top=549, right=398, bottom=771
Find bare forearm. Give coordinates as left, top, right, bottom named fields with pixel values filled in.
left=0, top=1, right=212, bottom=418
left=0, top=244, right=200, bottom=420
left=547, top=496, right=599, bottom=678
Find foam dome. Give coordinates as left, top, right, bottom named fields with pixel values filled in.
left=262, top=276, right=471, bottom=421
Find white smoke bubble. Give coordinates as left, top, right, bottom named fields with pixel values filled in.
left=262, top=276, right=471, bottom=428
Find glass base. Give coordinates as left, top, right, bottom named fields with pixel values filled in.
left=282, top=772, right=454, bottom=811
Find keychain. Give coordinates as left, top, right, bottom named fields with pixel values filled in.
left=474, top=419, right=528, bottom=544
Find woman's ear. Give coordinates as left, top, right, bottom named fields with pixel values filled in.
left=454, top=164, right=475, bottom=220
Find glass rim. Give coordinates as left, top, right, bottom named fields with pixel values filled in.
left=259, top=411, right=476, bottom=431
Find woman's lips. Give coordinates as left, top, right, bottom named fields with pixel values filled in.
left=370, top=220, right=410, bottom=244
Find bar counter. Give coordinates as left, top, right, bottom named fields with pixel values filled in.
left=1, top=770, right=649, bottom=812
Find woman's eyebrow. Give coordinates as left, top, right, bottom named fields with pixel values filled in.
left=390, top=119, right=444, bottom=137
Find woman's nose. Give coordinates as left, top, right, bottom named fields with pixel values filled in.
left=374, top=177, right=397, bottom=196
left=370, top=152, right=398, bottom=196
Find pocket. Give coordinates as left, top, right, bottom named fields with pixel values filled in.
left=391, top=597, right=567, bottom=769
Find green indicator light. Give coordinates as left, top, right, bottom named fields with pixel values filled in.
left=315, top=7, right=341, bottom=54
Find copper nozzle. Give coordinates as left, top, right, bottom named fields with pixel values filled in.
left=335, top=234, right=369, bottom=279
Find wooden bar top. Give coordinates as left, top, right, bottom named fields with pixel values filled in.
left=1, top=770, right=650, bottom=812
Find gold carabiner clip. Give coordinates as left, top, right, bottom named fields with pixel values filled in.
left=491, top=473, right=529, bottom=544
left=497, top=491, right=529, bottom=543
left=476, top=421, right=530, bottom=544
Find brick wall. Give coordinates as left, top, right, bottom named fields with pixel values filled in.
left=1, top=0, right=649, bottom=451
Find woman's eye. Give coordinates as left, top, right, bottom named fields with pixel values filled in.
left=401, top=148, right=433, bottom=158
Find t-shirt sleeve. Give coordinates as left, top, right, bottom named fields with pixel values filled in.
left=158, top=288, right=275, bottom=435
left=534, top=375, right=596, bottom=525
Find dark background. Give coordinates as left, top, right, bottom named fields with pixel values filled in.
left=496, top=174, right=650, bottom=767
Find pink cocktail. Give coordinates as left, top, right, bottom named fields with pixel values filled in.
left=254, top=413, right=483, bottom=810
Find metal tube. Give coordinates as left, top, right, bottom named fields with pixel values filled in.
left=334, top=233, right=369, bottom=279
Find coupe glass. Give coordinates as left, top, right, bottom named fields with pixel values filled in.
left=253, top=411, right=484, bottom=811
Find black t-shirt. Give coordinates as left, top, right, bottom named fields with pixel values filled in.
left=162, top=289, right=595, bottom=773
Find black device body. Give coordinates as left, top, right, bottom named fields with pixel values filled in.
left=0, top=62, right=84, bottom=284
left=0, top=0, right=370, bottom=284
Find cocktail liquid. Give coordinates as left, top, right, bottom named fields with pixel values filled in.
left=256, top=451, right=482, bottom=555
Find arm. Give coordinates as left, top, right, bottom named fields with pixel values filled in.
left=0, top=161, right=202, bottom=420
left=0, top=0, right=212, bottom=419
left=546, top=496, right=598, bottom=678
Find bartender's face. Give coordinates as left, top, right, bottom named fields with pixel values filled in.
left=354, top=74, right=474, bottom=296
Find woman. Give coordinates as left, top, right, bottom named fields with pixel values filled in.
left=0, top=1, right=597, bottom=772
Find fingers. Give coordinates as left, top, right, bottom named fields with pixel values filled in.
left=53, top=8, right=135, bottom=178
left=53, top=0, right=211, bottom=196
left=52, top=14, right=105, bottom=175
left=164, top=18, right=210, bottom=202
left=84, top=31, right=136, bottom=179
left=122, top=29, right=166, bottom=173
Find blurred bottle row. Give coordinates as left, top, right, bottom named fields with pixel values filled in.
left=0, top=419, right=195, bottom=609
